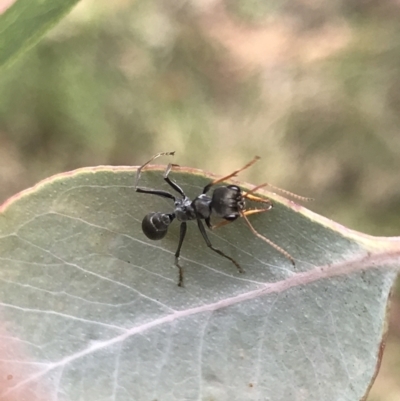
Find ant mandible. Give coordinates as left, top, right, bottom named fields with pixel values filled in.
left=134, top=152, right=295, bottom=286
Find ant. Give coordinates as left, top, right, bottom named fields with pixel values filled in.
left=134, top=152, right=298, bottom=286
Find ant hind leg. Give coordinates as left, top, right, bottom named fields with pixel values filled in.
left=135, top=151, right=175, bottom=189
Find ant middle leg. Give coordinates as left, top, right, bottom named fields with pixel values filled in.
left=174, top=222, right=187, bottom=287
left=197, top=219, right=244, bottom=274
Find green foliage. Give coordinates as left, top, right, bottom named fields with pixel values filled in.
left=0, top=0, right=81, bottom=69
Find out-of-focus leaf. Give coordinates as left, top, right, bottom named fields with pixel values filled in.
left=0, top=165, right=398, bottom=401
left=0, top=0, right=80, bottom=69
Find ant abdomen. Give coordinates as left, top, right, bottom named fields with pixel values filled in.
left=142, top=212, right=173, bottom=240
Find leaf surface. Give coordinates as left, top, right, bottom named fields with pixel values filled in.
left=0, top=165, right=398, bottom=401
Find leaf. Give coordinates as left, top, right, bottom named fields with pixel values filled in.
left=0, top=0, right=81, bottom=70
left=0, top=165, right=398, bottom=401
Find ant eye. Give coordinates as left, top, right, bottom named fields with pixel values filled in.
left=227, top=185, right=241, bottom=193
left=142, top=212, right=172, bottom=240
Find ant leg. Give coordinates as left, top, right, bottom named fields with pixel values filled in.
left=175, top=222, right=187, bottom=287
left=163, top=163, right=186, bottom=197
left=240, top=211, right=295, bottom=266
left=243, top=193, right=272, bottom=206
left=242, top=208, right=272, bottom=217
left=210, top=219, right=232, bottom=230
left=211, top=207, right=271, bottom=230
left=135, top=152, right=176, bottom=201
left=202, top=156, right=260, bottom=194
left=135, top=151, right=175, bottom=188
left=205, top=217, right=212, bottom=230
left=136, top=187, right=176, bottom=201
left=197, top=219, right=244, bottom=273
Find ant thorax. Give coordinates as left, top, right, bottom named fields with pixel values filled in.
left=192, top=194, right=212, bottom=220
left=174, top=197, right=197, bottom=221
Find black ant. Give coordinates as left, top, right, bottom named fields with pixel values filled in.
left=134, top=152, right=298, bottom=286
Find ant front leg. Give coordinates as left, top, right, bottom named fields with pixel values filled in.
left=242, top=184, right=273, bottom=208
left=240, top=211, right=295, bottom=267
left=210, top=208, right=270, bottom=231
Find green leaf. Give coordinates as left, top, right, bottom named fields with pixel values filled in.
left=0, top=0, right=81, bottom=69
left=0, top=165, right=398, bottom=401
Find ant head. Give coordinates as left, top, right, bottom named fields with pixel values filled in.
left=141, top=212, right=173, bottom=240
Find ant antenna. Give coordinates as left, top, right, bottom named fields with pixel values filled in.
left=249, top=183, right=313, bottom=202
left=202, top=156, right=260, bottom=194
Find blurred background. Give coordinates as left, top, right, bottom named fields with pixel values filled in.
left=0, top=0, right=399, bottom=398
